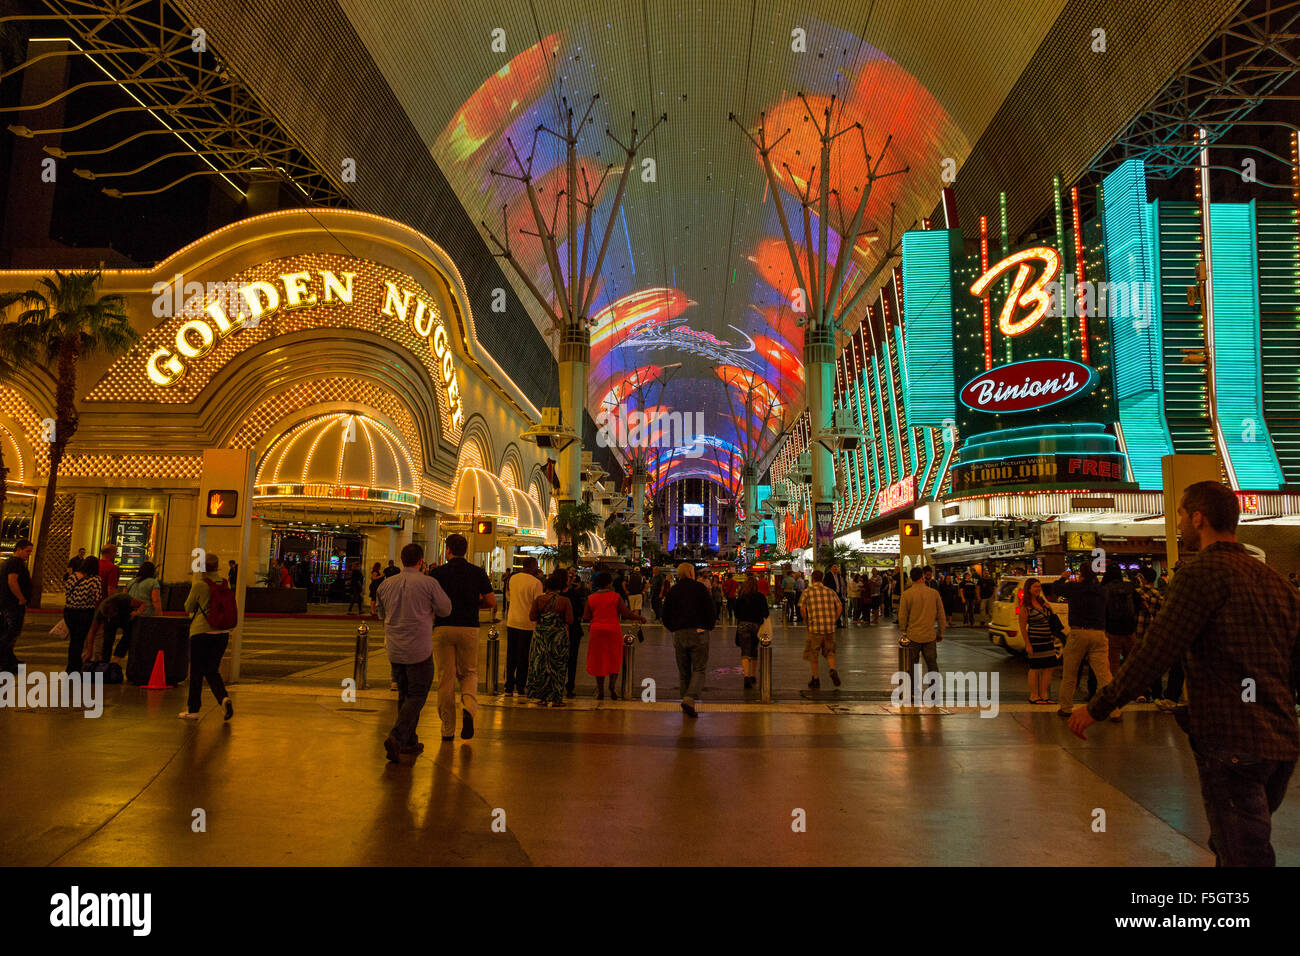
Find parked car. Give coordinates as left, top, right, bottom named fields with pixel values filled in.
left=987, top=575, right=1069, bottom=655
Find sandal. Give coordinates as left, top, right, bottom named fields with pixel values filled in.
left=1028, top=697, right=1046, bottom=704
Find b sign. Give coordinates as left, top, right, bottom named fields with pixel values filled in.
left=960, top=358, right=1097, bottom=415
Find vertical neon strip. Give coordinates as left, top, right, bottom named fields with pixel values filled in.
left=880, top=294, right=905, bottom=483
left=1072, top=186, right=1089, bottom=363
left=999, top=191, right=1011, bottom=363
left=1053, top=174, right=1069, bottom=358
left=980, top=215, right=992, bottom=370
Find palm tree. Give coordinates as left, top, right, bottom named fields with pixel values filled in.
left=603, top=520, right=636, bottom=560
left=552, top=501, right=599, bottom=569
left=0, top=270, right=136, bottom=606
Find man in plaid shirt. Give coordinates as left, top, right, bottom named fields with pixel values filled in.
left=1070, top=482, right=1300, bottom=866
left=799, top=570, right=843, bottom=689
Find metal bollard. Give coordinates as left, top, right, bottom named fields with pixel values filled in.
left=897, top=636, right=915, bottom=676
left=485, top=624, right=500, bottom=695
left=758, top=633, right=773, bottom=703
left=619, top=629, right=636, bottom=699
left=353, top=622, right=369, bottom=690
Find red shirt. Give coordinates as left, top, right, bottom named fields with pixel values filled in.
left=101, top=561, right=121, bottom=594
left=723, top=579, right=738, bottom=599
left=756, top=577, right=770, bottom=596
left=280, top=566, right=292, bottom=587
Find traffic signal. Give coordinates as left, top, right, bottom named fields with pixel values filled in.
left=898, top=519, right=923, bottom=563
left=206, top=489, right=238, bottom=519
left=899, top=519, right=921, bottom=538
left=470, top=516, right=496, bottom=554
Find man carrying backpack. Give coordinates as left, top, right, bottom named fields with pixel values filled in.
left=180, top=552, right=237, bottom=721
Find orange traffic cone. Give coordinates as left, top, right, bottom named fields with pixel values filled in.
left=144, top=649, right=172, bottom=689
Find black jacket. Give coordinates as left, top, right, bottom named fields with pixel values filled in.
left=732, top=591, right=770, bottom=625
left=662, top=578, right=717, bottom=631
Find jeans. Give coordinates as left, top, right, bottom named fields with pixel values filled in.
left=0, top=605, right=25, bottom=670
left=1107, top=631, right=1137, bottom=679
left=505, top=626, right=533, bottom=693
left=390, top=656, right=435, bottom=749
left=100, top=613, right=133, bottom=662
left=1057, top=628, right=1111, bottom=711
left=1192, top=743, right=1295, bottom=866
left=434, top=627, right=478, bottom=738
left=1151, top=660, right=1185, bottom=702
left=186, top=632, right=230, bottom=713
left=908, top=638, right=938, bottom=676
left=673, top=629, right=710, bottom=702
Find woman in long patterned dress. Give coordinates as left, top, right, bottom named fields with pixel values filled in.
left=1018, top=578, right=1060, bottom=704
left=583, top=571, right=642, bottom=700
left=527, top=570, right=573, bottom=707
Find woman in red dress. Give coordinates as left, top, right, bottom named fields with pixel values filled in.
left=583, top=571, right=643, bottom=700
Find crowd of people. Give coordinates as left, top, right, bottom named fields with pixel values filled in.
left=2, top=476, right=1297, bottom=865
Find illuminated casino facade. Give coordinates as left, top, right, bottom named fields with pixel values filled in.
left=768, top=160, right=1300, bottom=566
left=0, top=210, right=628, bottom=594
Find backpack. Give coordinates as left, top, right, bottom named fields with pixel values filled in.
left=204, top=578, right=239, bottom=631
left=1105, top=582, right=1137, bottom=635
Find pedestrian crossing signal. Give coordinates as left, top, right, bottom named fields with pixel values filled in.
left=899, top=520, right=921, bottom=537
left=474, top=518, right=494, bottom=535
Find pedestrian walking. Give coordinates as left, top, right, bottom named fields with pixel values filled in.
left=375, top=543, right=451, bottom=758
left=626, top=567, right=645, bottom=618
left=431, top=534, right=494, bottom=740
left=0, top=539, right=33, bottom=673
left=1018, top=578, right=1059, bottom=704
left=799, top=569, right=843, bottom=689
left=368, top=561, right=383, bottom=616
left=345, top=564, right=365, bottom=614
left=661, top=563, right=716, bottom=716
left=179, top=553, right=239, bottom=721
left=527, top=570, right=574, bottom=706
left=1048, top=563, right=1113, bottom=718
left=732, top=574, right=769, bottom=690
left=1102, top=564, right=1139, bottom=703
left=63, top=556, right=103, bottom=673
left=583, top=571, right=640, bottom=700
left=898, top=567, right=945, bottom=680
left=961, top=574, right=978, bottom=627
left=561, top=569, right=589, bottom=697
left=505, top=557, right=543, bottom=695
left=1070, top=481, right=1300, bottom=866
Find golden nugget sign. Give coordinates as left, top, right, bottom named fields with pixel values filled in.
left=145, top=265, right=464, bottom=427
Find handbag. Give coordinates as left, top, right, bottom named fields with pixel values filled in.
left=50, top=617, right=70, bottom=639
left=757, top=618, right=774, bottom=642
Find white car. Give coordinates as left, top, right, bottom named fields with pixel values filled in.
left=987, top=575, right=1069, bottom=655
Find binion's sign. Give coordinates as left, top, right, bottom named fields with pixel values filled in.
left=959, top=358, right=1098, bottom=415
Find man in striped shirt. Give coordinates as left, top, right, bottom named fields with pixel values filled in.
left=799, top=570, right=843, bottom=689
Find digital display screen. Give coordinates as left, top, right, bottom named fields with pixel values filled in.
left=682, top=503, right=704, bottom=517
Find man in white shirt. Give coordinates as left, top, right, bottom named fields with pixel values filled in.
left=898, top=566, right=945, bottom=677
left=505, top=557, right=543, bottom=696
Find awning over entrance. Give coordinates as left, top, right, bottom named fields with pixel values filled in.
left=454, top=467, right=516, bottom=527
left=508, top=488, right=545, bottom=539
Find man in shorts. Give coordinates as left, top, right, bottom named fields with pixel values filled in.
left=798, top=570, right=843, bottom=689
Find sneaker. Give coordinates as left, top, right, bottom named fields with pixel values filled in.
left=222, top=697, right=234, bottom=721
left=383, top=735, right=401, bottom=763
left=829, top=669, right=841, bottom=687
left=461, top=708, right=474, bottom=740
left=681, top=697, right=697, bottom=718
left=177, top=710, right=200, bottom=720
left=808, top=677, right=821, bottom=690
